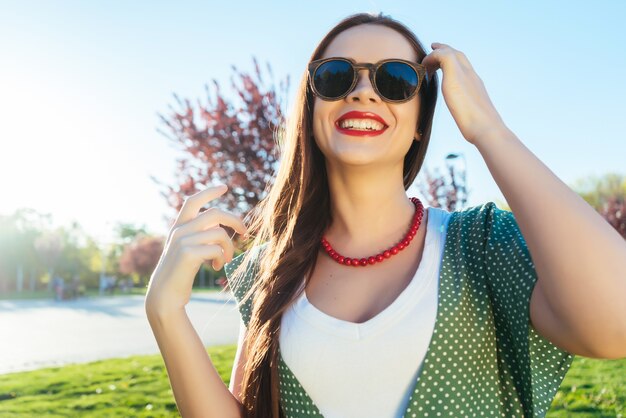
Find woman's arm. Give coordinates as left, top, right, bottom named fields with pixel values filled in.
left=146, top=306, right=243, bottom=418
left=422, top=42, right=626, bottom=359
left=475, top=126, right=626, bottom=359
left=228, top=318, right=249, bottom=401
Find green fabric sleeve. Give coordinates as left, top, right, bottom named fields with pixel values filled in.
left=484, top=201, right=575, bottom=417
left=223, top=243, right=267, bottom=328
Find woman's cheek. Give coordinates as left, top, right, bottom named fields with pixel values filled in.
left=312, top=104, right=333, bottom=143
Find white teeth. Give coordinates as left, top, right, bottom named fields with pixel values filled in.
left=339, top=118, right=385, bottom=131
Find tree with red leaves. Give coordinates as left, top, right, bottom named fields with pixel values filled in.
left=154, top=56, right=289, bottom=237
left=119, top=234, right=165, bottom=287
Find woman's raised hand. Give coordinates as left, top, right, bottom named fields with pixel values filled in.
left=145, top=184, right=248, bottom=315
left=421, top=42, right=507, bottom=146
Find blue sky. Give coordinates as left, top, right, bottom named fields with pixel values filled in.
left=1, top=0, right=624, bottom=243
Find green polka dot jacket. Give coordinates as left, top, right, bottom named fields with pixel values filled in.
left=224, top=201, right=575, bottom=417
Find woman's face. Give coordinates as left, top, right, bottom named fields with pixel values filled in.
left=312, top=24, right=421, bottom=169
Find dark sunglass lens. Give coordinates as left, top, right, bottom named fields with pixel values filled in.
left=376, top=62, right=419, bottom=101
left=313, top=60, right=354, bottom=98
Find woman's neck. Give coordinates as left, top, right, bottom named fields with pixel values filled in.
left=323, top=169, right=424, bottom=254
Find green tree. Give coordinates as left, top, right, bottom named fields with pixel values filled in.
left=571, top=172, right=626, bottom=210
left=0, top=209, right=47, bottom=292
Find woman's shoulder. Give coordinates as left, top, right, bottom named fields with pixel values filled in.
left=435, top=202, right=515, bottom=257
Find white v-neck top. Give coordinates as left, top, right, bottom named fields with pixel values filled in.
left=275, top=206, right=453, bottom=418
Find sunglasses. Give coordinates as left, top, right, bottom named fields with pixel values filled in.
left=308, top=57, right=428, bottom=103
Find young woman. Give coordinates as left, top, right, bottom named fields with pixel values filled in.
left=146, top=12, right=626, bottom=418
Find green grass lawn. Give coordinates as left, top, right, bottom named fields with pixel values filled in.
left=0, top=347, right=623, bottom=417
left=548, top=356, right=625, bottom=417
left=0, top=345, right=235, bottom=418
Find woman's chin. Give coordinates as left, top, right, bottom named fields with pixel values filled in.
left=325, top=147, right=387, bottom=167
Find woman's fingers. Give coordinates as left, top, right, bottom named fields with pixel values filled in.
left=165, top=183, right=248, bottom=274
left=172, top=207, right=248, bottom=244
left=179, top=227, right=235, bottom=263
left=172, top=184, right=228, bottom=229
left=177, top=243, right=227, bottom=272
left=424, top=42, right=473, bottom=72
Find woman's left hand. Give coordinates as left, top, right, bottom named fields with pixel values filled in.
left=421, top=42, right=508, bottom=145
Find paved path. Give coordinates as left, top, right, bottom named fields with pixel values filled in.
left=0, top=292, right=241, bottom=375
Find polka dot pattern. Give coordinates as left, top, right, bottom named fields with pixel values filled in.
left=224, top=244, right=266, bottom=327
left=223, top=202, right=575, bottom=417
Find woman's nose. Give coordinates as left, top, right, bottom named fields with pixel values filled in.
left=345, top=69, right=380, bottom=103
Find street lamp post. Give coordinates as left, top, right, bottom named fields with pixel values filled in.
left=445, top=152, right=468, bottom=210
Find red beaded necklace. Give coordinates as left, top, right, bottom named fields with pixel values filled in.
left=320, top=197, right=424, bottom=267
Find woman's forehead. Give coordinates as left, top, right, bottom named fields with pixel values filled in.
left=321, top=24, right=417, bottom=63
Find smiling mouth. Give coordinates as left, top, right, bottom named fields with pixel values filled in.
left=335, top=119, right=388, bottom=136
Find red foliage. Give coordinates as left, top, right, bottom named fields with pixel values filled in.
left=153, top=56, right=289, bottom=233
left=119, top=235, right=165, bottom=278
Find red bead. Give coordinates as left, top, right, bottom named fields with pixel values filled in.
left=398, top=243, right=406, bottom=250
left=376, top=254, right=384, bottom=262
left=360, top=258, right=367, bottom=266
left=368, top=256, right=376, bottom=264
left=383, top=250, right=391, bottom=258
left=391, top=247, right=399, bottom=255
left=338, top=256, right=345, bottom=263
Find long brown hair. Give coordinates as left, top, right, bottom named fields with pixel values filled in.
left=227, top=12, right=439, bottom=417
